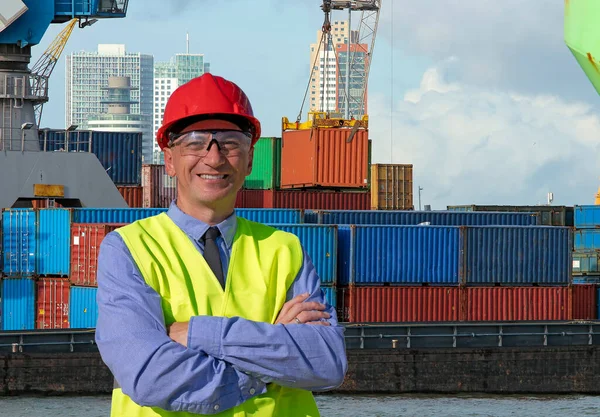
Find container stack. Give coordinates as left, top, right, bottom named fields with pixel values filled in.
left=141, top=164, right=177, bottom=208
left=572, top=206, right=600, bottom=316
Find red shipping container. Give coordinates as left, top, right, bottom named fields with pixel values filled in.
left=340, top=286, right=461, bottom=323
left=273, top=190, right=370, bottom=210
left=142, top=164, right=177, bottom=208
left=70, top=224, right=125, bottom=287
left=117, top=186, right=143, bottom=208
left=36, top=278, right=70, bottom=329
left=236, top=190, right=274, bottom=208
left=572, top=284, right=597, bottom=320
left=466, top=287, right=571, bottom=321
left=281, top=128, right=369, bottom=189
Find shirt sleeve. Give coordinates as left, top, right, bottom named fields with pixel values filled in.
left=188, top=248, right=348, bottom=391
left=95, top=232, right=267, bottom=415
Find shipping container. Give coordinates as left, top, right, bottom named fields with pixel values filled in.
left=322, top=286, right=337, bottom=309
left=30, top=199, right=63, bottom=209
left=280, top=128, right=369, bottom=189
left=308, top=210, right=538, bottom=226
left=572, top=251, right=600, bottom=275
left=339, top=286, right=461, bottom=323
left=574, top=205, right=600, bottom=228
left=274, top=190, right=370, bottom=210
left=338, top=225, right=462, bottom=286
left=36, top=278, right=70, bottom=329
left=371, top=164, right=414, bottom=210
left=69, top=286, right=99, bottom=329
left=574, top=229, right=600, bottom=251
left=37, top=209, right=70, bottom=276
left=244, top=137, right=281, bottom=189
left=71, top=224, right=125, bottom=286
left=235, top=209, right=303, bottom=224
left=572, top=284, right=597, bottom=320
left=117, top=186, right=143, bottom=208
left=142, top=164, right=177, bottom=208
left=71, top=208, right=167, bottom=223
left=465, top=226, right=572, bottom=285
left=269, top=225, right=337, bottom=285
left=1, top=278, right=35, bottom=330
left=448, top=205, right=574, bottom=226
left=38, top=129, right=142, bottom=185
left=2, top=209, right=36, bottom=276
left=236, top=190, right=274, bottom=209
left=466, top=287, right=570, bottom=321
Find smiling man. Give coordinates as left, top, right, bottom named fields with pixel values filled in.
left=95, top=73, right=347, bottom=417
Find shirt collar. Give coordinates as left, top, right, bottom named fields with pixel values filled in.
left=167, top=201, right=237, bottom=250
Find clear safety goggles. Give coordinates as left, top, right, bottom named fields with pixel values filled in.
left=168, top=130, right=252, bottom=157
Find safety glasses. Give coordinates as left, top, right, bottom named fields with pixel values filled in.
left=168, top=130, right=252, bottom=157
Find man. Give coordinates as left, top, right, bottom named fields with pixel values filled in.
left=96, top=73, right=347, bottom=416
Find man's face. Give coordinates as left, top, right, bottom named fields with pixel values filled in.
left=163, top=119, right=254, bottom=209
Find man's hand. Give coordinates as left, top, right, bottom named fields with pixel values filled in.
left=168, top=321, right=190, bottom=347
left=275, top=293, right=331, bottom=326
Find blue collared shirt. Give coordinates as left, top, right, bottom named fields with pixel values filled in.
left=95, top=202, right=347, bottom=415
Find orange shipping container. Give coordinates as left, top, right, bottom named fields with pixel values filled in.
left=70, top=224, right=125, bottom=287
left=142, top=164, right=177, bottom=208
left=572, top=284, right=597, bottom=320
left=340, top=286, right=461, bottom=323
left=117, top=186, right=143, bottom=208
left=36, top=278, right=70, bottom=329
left=371, top=164, right=414, bottom=210
left=280, top=128, right=369, bottom=189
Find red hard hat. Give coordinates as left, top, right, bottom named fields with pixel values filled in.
left=156, top=73, right=261, bottom=150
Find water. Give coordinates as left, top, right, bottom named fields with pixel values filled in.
left=1, top=394, right=599, bottom=417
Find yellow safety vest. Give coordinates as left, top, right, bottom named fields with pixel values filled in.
left=111, top=213, right=320, bottom=416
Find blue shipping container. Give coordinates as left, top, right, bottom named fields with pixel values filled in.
left=574, top=205, right=600, bottom=229
left=465, top=226, right=572, bottom=285
left=2, top=209, right=36, bottom=276
left=71, top=208, right=167, bottom=224
left=37, top=209, right=71, bottom=276
left=573, top=251, right=600, bottom=275
left=574, top=230, right=600, bottom=251
left=236, top=209, right=303, bottom=224
left=269, top=225, right=337, bottom=285
left=309, top=210, right=538, bottom=226
left=1, top=278, right=35, bottom=330
left=69, top=287, right=99, bottom=329
left=337, top=225, right=462, bottom=286
left=322, top=286, right=337, bottom=309
left=39, top=130, right=142, bottom=185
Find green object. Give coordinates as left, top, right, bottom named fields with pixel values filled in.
left=244, top=137, right=281, bottom=189
left=565, top=0, right=600, bottom=96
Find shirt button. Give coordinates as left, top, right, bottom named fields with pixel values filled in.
left=214, top=405, right=220, bottom=411
left=249, top=388, right=256, bottom=395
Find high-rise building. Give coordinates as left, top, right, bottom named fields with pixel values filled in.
left=153, top=53, right=208, bottom=163
left=309, top=20, right=368, bottom=118
left=66, top=44, right=154, bottom=162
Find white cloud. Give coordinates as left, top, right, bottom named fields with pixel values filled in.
left=370, top=63, right=600, bottom=209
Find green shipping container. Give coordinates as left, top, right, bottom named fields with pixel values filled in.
left=244, top=137, right=281, bottom=189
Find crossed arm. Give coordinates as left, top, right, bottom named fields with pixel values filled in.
left=95, top=233, right=347, bottom=414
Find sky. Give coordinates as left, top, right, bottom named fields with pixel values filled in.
left=32, top=0, right=600, bottom=209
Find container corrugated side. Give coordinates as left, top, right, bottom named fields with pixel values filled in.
left=448, top=205, right=574, bottom=226
left=235, top=209, right=303, bottom=224
left=69, top=287, right=99, bottom=328
left=339, top=286, right=461, bottom=323
left=269, top=225, right=337, bottom=285
left=1, top=278, right=35, bottom=330
left=370, top=164, right=414, bottom=210
left=312, top=210, right=538, bottom=226
left=37, top=209, right=70, bottom=276
left=117, top=186, right=143, bottom=208
left=465, top=226, right=572, bottom=285
left=322, top=286, right=337, bottom=309
left=338, top=225, right=462, bottom=286
left=2, top=209, right=36, bottom=276
left=466, top=287, right=571, bottom=321
left=142, top=164, right=177, bottom=208
left=575, top=205, right=600, bottom=228
left=572, top=284, right=597, bottom=320
left=71, top=208, right=167, bottom=223
left=574, top=230, right=600, bottom=251
left=244, top=137, right=281, bottom=189
left=236, top=190, right=274, bottom=209
left=36, top=278, right=70, bottom=329
left=572, top=251, right=600, bottom=275
left=273, top=190, right=370, bottom=210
